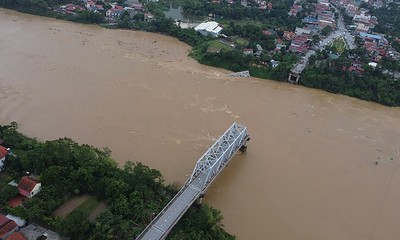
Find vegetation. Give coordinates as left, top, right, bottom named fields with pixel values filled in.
left=301, top=54, right=400, bottom=106
left=370, top=3, right=400, bottom=38
left=0, top=122, right=235, bottom=240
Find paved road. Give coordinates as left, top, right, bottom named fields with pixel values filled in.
left=337, top=15, right=356, bottom=49
left=290, top=9, right=357, bottom=79
left=136, top=173, right=207, bottom=240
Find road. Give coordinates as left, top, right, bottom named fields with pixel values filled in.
left=136, top=173, right=207, bottom=240
left=291, top=11, right=357, bottom=76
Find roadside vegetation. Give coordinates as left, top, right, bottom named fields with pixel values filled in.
left=0, top=122, right=234, bottom=240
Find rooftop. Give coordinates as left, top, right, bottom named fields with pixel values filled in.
left=18, top=176, right=40, bottom=197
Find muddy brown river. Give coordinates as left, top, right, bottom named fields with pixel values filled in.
left=1, top=9, right=400, bottom=240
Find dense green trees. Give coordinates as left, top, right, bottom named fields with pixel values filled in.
left=0, top=123, right=234, bottom=239
left=370, top=3, right=400, bottom=38
left=301, top=60, right=400, bottom=106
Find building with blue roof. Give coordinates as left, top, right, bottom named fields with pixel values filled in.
left=359, top=32, right=382, bottom=40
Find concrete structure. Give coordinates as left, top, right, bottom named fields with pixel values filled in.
left=0, top=215, right=18, bottom=240
left=228, top=70, right=251, bottom=77
left=19, top=224, right=63, bottom=240
left=6, top=232, right=26, bottom=240
left=136, top=123, right=250, bottom=240
left=194, top=21, right=223, bottom=37
left=295, top=27, right=311, bottom=35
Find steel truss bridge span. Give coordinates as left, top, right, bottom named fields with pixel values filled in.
left=135, top=123, right=250, bottom=240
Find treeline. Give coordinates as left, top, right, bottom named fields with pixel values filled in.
left=301, top=59, right=400, bottom=106
left=370, top=2, right=400, bottom=38
left=1, top=0, right=105, bottom=23
left=181, top=0, right=304, bottom=30
left=0, top=123, right=235, bottom=240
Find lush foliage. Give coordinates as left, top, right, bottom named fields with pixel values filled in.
left=0, top=123, right=234, bottom=240
left=370, top=3, right=400, bottom=38
left=301, top=57, right=400, bottom=106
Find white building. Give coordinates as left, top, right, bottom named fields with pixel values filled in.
left=194, top=21, right=223, bottom=37
left=18, top=176, right=42, bottom=198
left=295, top=27, right=311, bottom=35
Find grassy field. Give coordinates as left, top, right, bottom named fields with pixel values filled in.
left=53, top=194, right=105, bottom=221
left=234, top=37, right=249, bottom=46
left=331, top=37, right=346, bottom=53
left=207, top=40, right=232, bottom=53
left=74, top=197, right=101, bottom=217
left=53, top=195, right=90, bottom=217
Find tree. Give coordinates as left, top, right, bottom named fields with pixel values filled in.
left=321, top=26, right=332, bottom=36
left=57, top=210, right=92, bottom=239
left=0, top=185, right=18, bottom=204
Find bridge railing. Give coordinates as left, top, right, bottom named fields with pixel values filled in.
left=134, top=182, right=196, bottom=240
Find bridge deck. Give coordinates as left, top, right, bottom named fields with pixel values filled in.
left=135, top=123, right=249, bottom=240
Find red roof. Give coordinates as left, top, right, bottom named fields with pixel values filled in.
left=0, top=220, right=18, bottom=239
left=17, top=177, right=39, bottom=197
left=0, top=146, right=8, bottom=156
left=0, top=215, right=9, bottom=228
left=8, top=194, right=25, bottom=208
left=6, top=232, right=26, bottom=240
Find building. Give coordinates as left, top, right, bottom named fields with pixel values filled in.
left=0, top=215, right=18, bottom=240
left=0, top=146, right=10, bottom=172
left=283, top=31, right=295, bottom=41
left=295, top=27, right=311, bottom=35
left=5, top=232, right=26, bottom=240
left=270, top=59, right=280, bottom=68
left=17, top=177, right=41, bottom=198
left=194, top=21, right=223, bottom=37
left=243, top=48, right=253, bottom=55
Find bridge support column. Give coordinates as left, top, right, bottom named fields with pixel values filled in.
left=239, top=136, right=251, bottom=152
left=288, top=73, right=292, bottom=82
left=296, top=75, right=300, bottom=83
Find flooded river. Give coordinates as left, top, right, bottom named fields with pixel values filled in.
left=1, top=9, right=400, bottom=240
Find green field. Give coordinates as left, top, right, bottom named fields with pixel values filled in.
left=207, top=40, right=232, bottom=52
left=331, top=37, right=346, bottom=53
left=234, top=37, right=249, bottom=46
left=74, top=196, right=101, bottom=217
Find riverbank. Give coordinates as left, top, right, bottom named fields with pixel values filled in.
left=2, top=3, right=400, bottom=107
left=1, top=9, right=400, bottom=240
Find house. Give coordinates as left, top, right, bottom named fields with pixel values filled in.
left=0, top=146, right=10, bottom=172
left=355, top=23, right=369, bottom=32
left=144, top=13, right=154, bottom=22
left=130, top=1, right=144, bottom=11
left=243, top=48, right=253, bottom=55
left=0, top=215, right=18, bottom=240
left=295, top=27, right=311, bottom=35
left=194, top=21, right=223, bottom=37
left=5, top=232, right=26, bottom=240
left=303, top=17, right=318, bottom=24
left=270, top=59, right=279, bottom=68
left=17, top=176, right=41, bottom=198
left=283, top=31, right=295, bottom=41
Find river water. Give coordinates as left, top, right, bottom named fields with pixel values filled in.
left=1, top=9, right=400, bottom=240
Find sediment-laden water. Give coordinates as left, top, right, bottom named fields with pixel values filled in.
left=1, top=9, right=400, bottom=240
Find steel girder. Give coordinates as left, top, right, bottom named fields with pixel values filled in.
left=187, top=123, right=249, bottom=192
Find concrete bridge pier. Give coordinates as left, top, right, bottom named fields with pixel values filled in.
left=288, top=72, right=300, bottom=84
left=239, top=136, right=251, bottom=152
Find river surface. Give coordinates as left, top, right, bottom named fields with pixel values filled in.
left=1, top=9, right=400, bottom=240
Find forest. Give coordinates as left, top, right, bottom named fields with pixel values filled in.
left=0, top=123, right=234, bottom=240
